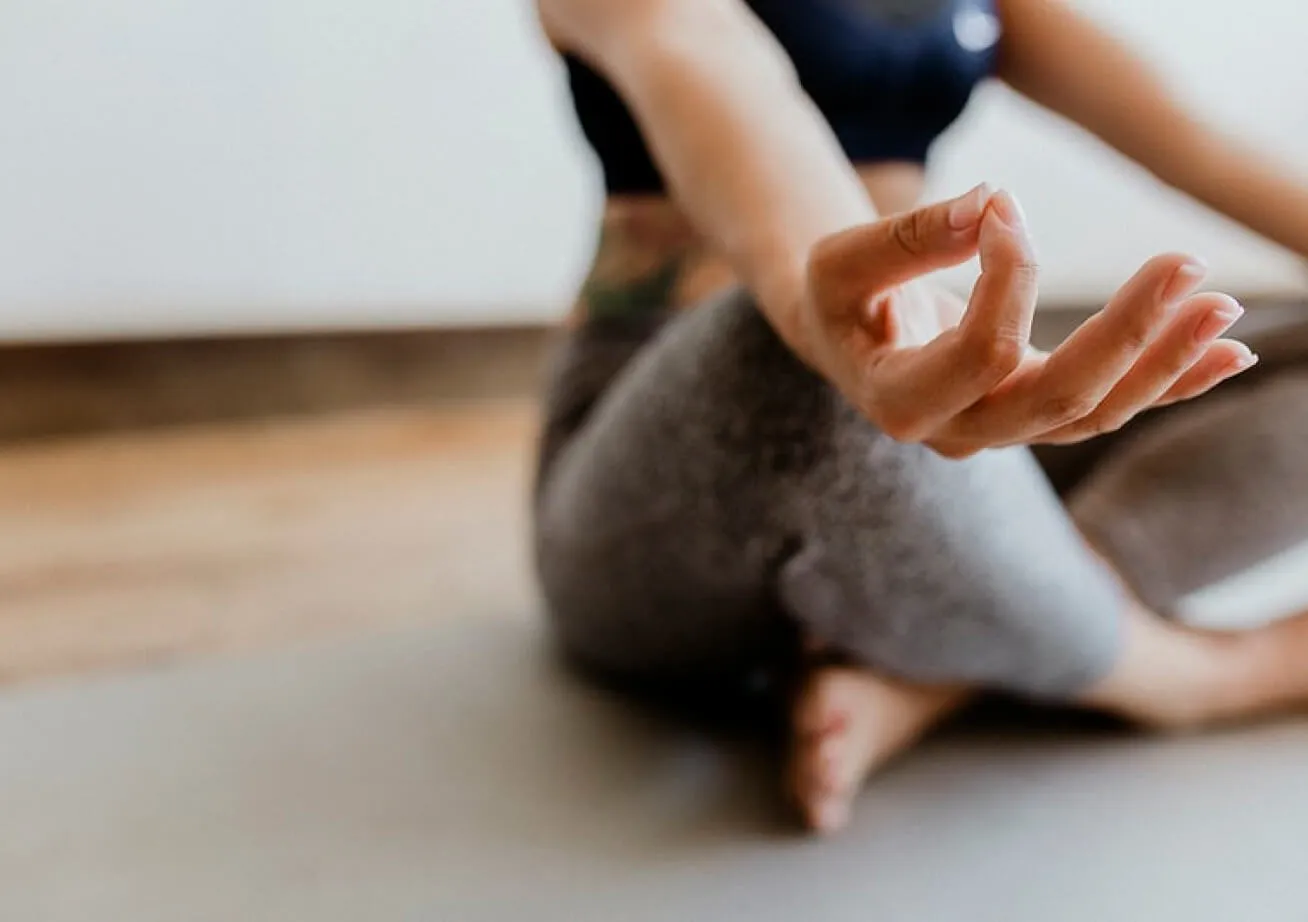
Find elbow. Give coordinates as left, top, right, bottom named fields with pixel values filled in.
left=553, top=0, right=799, bottom=91
left=647, top=0, right=800, bottom=85
left=538, top=0, right=697, bottom=56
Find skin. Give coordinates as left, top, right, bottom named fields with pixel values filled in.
left=538, top=0, right=1308, bottom=834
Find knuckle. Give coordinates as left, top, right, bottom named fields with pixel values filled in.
left=1039, top=392, right=1099, bottom=425
left=963, top=329, right=1023, bottom=376
left=1010, top=257, right=1040, bottom=289
left=989, top=335, right=1025, bottom=374
left=876, top=408, right=928, bottom=443
left=891, top=208, right=931, bottom=257
left=994, top=237, right=1040, bottom=283
left=1120, top=318, right=1155, bottom=352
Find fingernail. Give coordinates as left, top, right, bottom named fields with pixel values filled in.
left=1228, top=343, right=1259, bottom=372
left=1163, top=258, right=1209, bottom=302
left=1195, top=299, right=1244, bottom=342
left=987, top=190, right=1026, bottom=231
left=948, top=182, right=993, bottom=230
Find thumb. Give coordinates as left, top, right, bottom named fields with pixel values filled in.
left=808, top=183, right=992, bottom=320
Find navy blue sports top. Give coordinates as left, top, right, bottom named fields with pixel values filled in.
left=563, top=0, right=1002, bottom=194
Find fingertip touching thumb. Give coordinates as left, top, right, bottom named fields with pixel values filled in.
left=977, top=188, right=1035, bottom=265
left=869, top=184, right=992, bottom=287
left=808, top=184, right=996, bottom=322
left=947, top=182, right=994, bottom=232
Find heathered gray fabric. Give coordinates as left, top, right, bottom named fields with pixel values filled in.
left=534, top=288, right=1308, bottom=707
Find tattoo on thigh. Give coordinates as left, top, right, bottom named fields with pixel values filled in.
left=580, top=222, right=688, bottom=322
left=583, top=260, right=683, bottom=321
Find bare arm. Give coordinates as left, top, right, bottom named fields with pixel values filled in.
left=539, top=0, right=1256, bottom=456
left=997, top=0, right=1308, bottom=259
left=539, top=0, right=880, bottom=361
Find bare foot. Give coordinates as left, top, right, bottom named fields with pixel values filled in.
left=789, top=667, right=967, bottom=834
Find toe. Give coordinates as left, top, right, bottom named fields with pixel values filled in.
left=795, top=688, right=848, bottom=739
left=808, top=792, right=853, bottom=835
left=814, top=732, right=846, bottom=793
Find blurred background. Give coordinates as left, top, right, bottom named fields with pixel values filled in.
left=3, top=0, right=1306, bottom=342
left=3, top=1, right=1308, bottom=916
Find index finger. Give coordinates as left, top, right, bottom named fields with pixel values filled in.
left=808, top=184, right=990, bottom=327
left=874, top=192, right=1036, bottom=439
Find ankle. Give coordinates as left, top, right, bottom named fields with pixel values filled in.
left=1169, top=630, right=1279, bottom=730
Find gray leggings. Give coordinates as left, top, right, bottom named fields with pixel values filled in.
left=533, top=289, right=1308, bottom=710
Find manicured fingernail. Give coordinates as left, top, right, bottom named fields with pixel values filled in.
left=1163, top=258, right=1209, bottom=302
left=1195, top=299, right=1244, bottom=342
left=986, top=190, right=1026, bottom=231
left=948, top=182, right=993, bottom=230
left=1228, top=343, right=1259, bottom=372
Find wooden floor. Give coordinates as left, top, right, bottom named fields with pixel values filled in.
left=6, top=303, right=1304, bottom=688
left=0, top=402, right=540, bottom=685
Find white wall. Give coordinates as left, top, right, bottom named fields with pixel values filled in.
left=1, top=0, right=1305, bottom=341
left=929, top=0, right=1308, bottom=300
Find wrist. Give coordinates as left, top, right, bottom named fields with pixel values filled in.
left=752, top=252, right=822, bottom=366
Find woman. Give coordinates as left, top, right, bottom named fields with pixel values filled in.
left=533, top=0, right=1308, bottom=833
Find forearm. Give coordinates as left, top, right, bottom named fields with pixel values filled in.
left=1132, top=116, right=1308, bottom=260
left=997, top=0, right=1308, bottom=260
left=544, top=0, right=876, bottom=360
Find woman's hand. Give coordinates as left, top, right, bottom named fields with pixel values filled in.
left=800, top=186, right=1258, bottom=458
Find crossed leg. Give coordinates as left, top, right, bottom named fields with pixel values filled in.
left=790, top=362, right=1308, bottom=832
left=535, top=286, right=1308, bottom=835
left=789, top=595, right=1308, bottom=834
